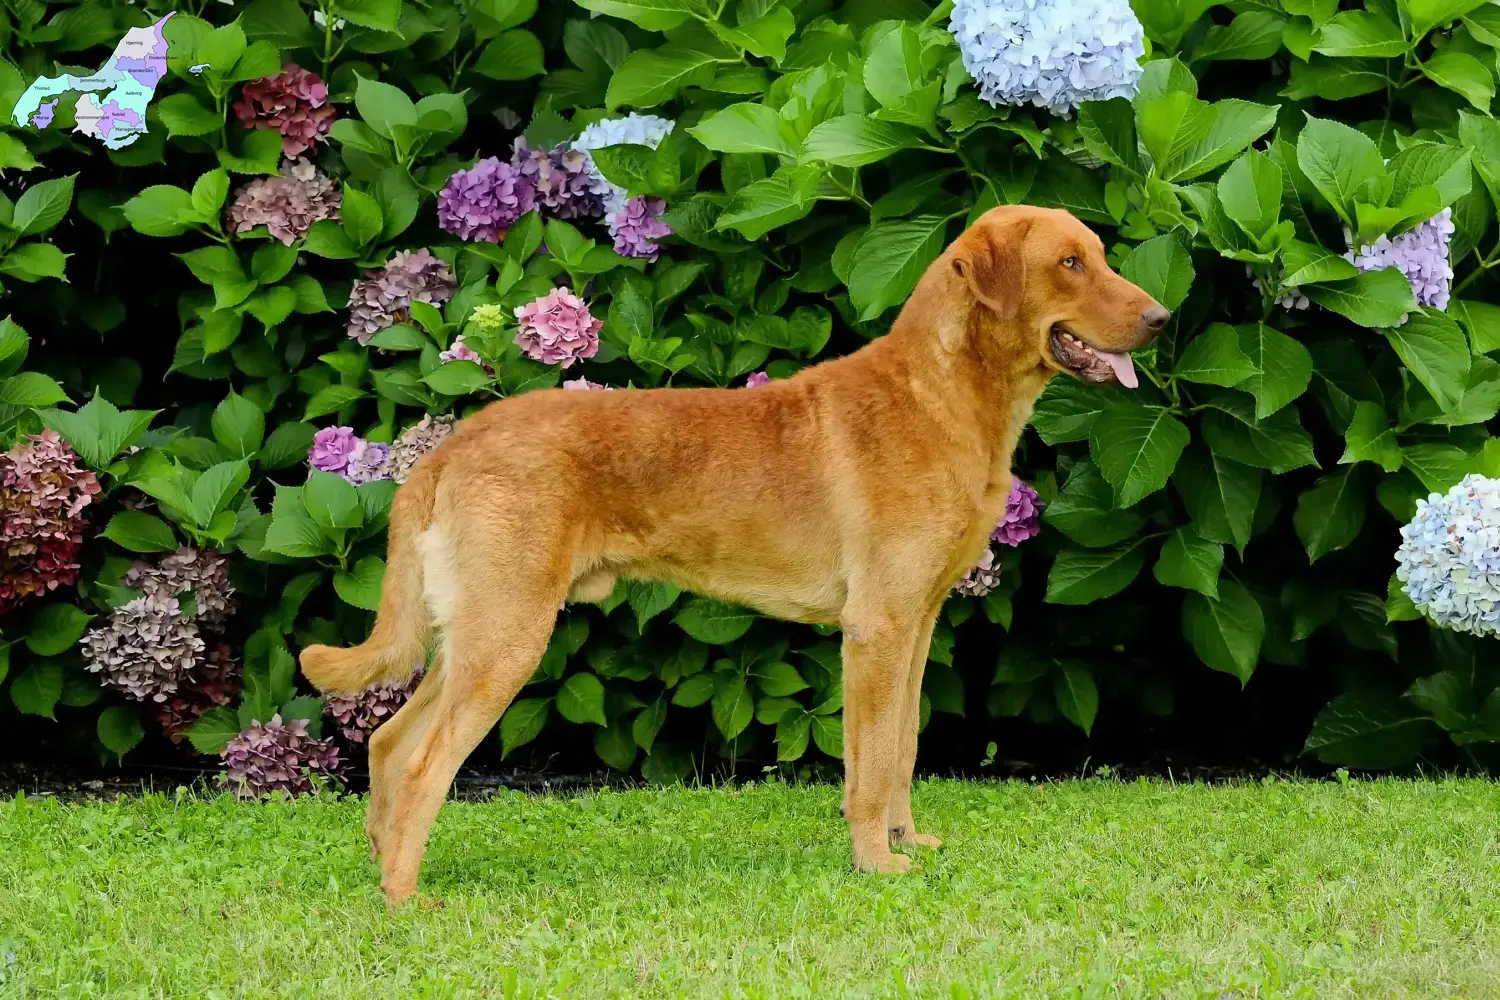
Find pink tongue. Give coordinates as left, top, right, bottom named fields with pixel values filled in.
left=1097, top=350, right=1138, bottom=389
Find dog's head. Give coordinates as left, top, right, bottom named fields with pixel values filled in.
left=948, top=206, right=1167, bottom=388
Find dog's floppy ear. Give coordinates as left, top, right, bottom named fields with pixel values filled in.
left=951, top=219, right=1030, bottom=319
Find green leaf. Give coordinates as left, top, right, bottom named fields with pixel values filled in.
left=1154, top=527, right=1224, bottom=598
left=353, top=76, right=417, bottom=140
left=340, top=187, right=384, bottom=247
left=36, top=395, right=157, bottom=469
left=1295, top=115, right=1387, bottom=227
left=1182, top=581, right=1264, bottom=685
left=263, top=512, right=333, bottom=558
left=633, top=698, right=667, bottom=752
left=557, top=672, right=607, bottom=726
left=26, top=603, right=91, bottom=656
left=1174, top=323, right=1257, bottom=387
left=1312, top=9, right=1407, bottom=57
left=333, top=555, right=385, bottom=611
left=1053, top=663, right=1098, bottom=735
left=1305, top=268, right=1418, bottom=328
left=187, top=707, right=241, bottom=755
left=1452, top=298, right=1500, bottom=354
left=811, top=713, right=842, bottom=756
left=1045, top=541, right=1146, bottom=604
left=1193, top=11, right=1288, bottom=62
left=1302, top=690, right=1430, bottom=768
left=1077, top=97, right=1143, bottom=175
left=1340, top=401, right=1403, bottom=472
left=97, top=706, right=144, bottom=761
left=500, top=698, right=550, bottom=757
left=1043, top=460, right=1147, bottom=547
left=674, top=598, right=755, bottom=644
left=0, top=244, right=68, bottom=283
left=1089, top=405, right=1191, bottom=507
left=474, top=29, right=546, bottom=81
left=715, top=165, right=820, bottom=240
left=688, top=103, right=794, bottom=157
left=302, top=469, right=362, bottom=531
left=302, top=220, right=360, bottom=259
left=101, top=510, right=178, bottom=553
left=211, top=391, right=265, bottom=459
left=1163, top=99, right=1279, bottom=182
left=157, top=93, right=223, bottom=137
left=775, top=710, right=812, bottom=761
left=1217, top=149, right=1282, bottom=239
left=571, top=0, right=702, bottom=32
left=1422, top=52, right=1495, bottom=111
left=1294, top=467, right=1366, bottom=562
left=259, top=422, right=317, bottom=470
left=13, top=174, right=76, bottom=236
left=1406, top=0, right=1492, bottom=38
left=122, top=185, right=198, bottom=237
left=1401, top=442, right=1473, bottom=493
left=754, top=661, right=809, bottom=698
left=190, top=460, right=250, bottom=527
left=1280, top=239, right=1358, bottom=288
left=799, top=114, right=926, bottom=168
left=423, top=360, right=494, bottom=397
left=711, top=672, right=753, bottom=740
left=1384, top=311, right=1471, bottom=413
left=606, top=49, right=715, bottom=110
left=302, top=384, right=365, bottom=419
left=10, top=664, right=62, bottom=718
left=1119, top=234, right=1195, bottom=312
left=846, top=215, right=950, bottom=321
left=628, top=580, right=680, bottom=631
left=594, top=719, right=637, bottom=771
left=672, top=673, right=716, bottom=707
left=1201, top=394, right=1317, bottom=473
left=1032, top=379, right=1129, bottom=444
left=1235, top=323, right=1313, bottom=418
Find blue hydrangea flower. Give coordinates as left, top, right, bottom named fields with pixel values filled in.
left=572, top=113, right=675, bottom=218
left=1345, top=208, right=1454, bottom=321
left=1395, top=474, right=1500, bottom=637
left=949, top=0, right=1145, bottom=113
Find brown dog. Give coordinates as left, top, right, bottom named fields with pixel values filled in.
left=300, top=205, right=1166, bottom=905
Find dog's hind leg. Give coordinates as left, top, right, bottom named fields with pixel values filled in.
left=364, top=662, right=442, bottom=860
left=378, top=530, right=567, bottom=907
left=887, top=607, right=943, bottom=850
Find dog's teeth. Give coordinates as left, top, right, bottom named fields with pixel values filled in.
left=1085, top=347, right=1095, bottom=355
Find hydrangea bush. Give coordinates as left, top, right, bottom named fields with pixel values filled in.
left=4, top=0, right=1500, bottom=778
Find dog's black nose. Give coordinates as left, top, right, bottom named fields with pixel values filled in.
left=1140, top=305, right=1170, bottom=335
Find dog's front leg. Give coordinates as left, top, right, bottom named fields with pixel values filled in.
left=841, top=611, right=922, bottom=874
left=887, top=610, right=943, bottom=850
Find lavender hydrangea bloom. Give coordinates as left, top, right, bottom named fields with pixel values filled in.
left=563, top=377, right=611, bottom=391
left=325, top=663, right=423, bottom=743
left=954, top=548, right=1002, bottom=597
left=1395, top=474, right=1500, bottom=637
left=309, top=426, right=358, bottom=474
left=82, top=595, right=205, bottom=702
left=992, top=479, right=1042, bottom=546
left=1344, top=208, right=1454, bottom=321
left=572, top=113, right=675, bottom=217
left=346, top=249, right=457, bottom=345
left=222, top=714, right=341, bottom=800
left=344, top=439, right=391, bottom=485
left=610, top=195, right=672, bottom=261
left=950, top=0, right=1145, bottom=113
left=745, top=371, right=771, bottom=388
left=511, top=138, right=609, bottom=220
left=514, top=287, right=602, bottom=368
left=436, top=157, right=536, bottom=243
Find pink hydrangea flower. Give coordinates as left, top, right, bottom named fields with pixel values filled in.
left=513, top=288, right=602, bottom=368
left=0, top=431, right=100, bottom=613
left=439, top=335, right=484, bottom=365
left=992, top=479, right=1042, bottom=547
left=745, top=371, right=771, bottom=388
left=308, top=426, right=358, bottom=474
left=562, top=377, right=611, bottom=391
left=232, top=65, right=336, bottom=157
left=225, top=157, right=340, bottom=245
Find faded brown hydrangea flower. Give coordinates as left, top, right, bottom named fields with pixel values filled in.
left=81, top=595, right=205, bottom=703
left=225, top=157, right=341, bottom=245
left=222, top=714, right=341, bottom=800
left=152, top=643, right=241, bottom=743
left=324, top=663, right=423, bottom=743
left=124, top=546, right=236, bottom=629
left=346, top=249, right=456, bottom=345
left=387, top=414, right=455, bottom=484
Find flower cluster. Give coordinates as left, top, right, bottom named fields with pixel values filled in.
left=511, top=138, right=609, bottom=220
left=436, top=156, right=535, bottom=244
left=954, top=548, right=1002, bottom=597
left=993, top=480, right=1042, bottom=546
left=439, top=335, right=493, bottom=374
left=223, top=714, right=341, bottom=800
left=309, top=426, right=391, bottom=485
left=563, top=377, right=612, bottom=391
left=153, top=643, right=241, bottom=743
left=82, top=595, right=205, bottom=702
left=572, top=113, right=675, bottom=217
left=124, top=546, right=236, bottom=628
left=346, top=249, right=456, bottom=345
left=226, top=157, right=340, bottom=245
left=610, top=195, right=672, bottom=261
left=324, top=663, right=424, bottom=743
left=745, top=371, right=771, bottom=388
left=1395, top=474, right=1500, bottom=637
left=949, top=0, right=1146, bottom=113
left=1247, top=265, right=1311, bottom=312
left=1345, top=208, right=1454, bottom=319
left=388, top=415, right=456, bottom=484
left=0, top=431, right=100, bottom=614
left=232, top=65, right=335, bottom=157
left=514, top=288, right=602, bottom=368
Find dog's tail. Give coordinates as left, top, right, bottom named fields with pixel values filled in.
left=299, top=455, right=442, bottom=695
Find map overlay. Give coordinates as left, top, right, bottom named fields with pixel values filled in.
left=11, top=12, right=173, bottom=150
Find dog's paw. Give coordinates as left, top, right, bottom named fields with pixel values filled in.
left=893, top=830, right=943, bottom=850
left=855, top=850, right=913, bottom=874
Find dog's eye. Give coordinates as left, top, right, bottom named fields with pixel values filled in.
left=1062, top=257, right=1081, bottom=271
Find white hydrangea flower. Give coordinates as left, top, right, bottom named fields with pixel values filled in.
left=572, top=113, right=676, bottom=222
left=1246, top=265, right=1310, bottom=311
left=949, top=0, right=1145, bottom=113
left=1395, top=474, right=1500, bottom=637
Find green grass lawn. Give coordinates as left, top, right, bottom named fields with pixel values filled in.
left=2, top=777, right=1499, bottom=999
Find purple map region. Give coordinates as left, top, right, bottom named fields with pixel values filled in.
left=31, top=99, right=58, bottom=129
left=98, top=100, right=142, bottom=136
left=114, top=53, right=167, bottom=89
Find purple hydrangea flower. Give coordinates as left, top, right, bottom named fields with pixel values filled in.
left=745, top=371, right=771, bottom=388
left=439, top=335, right=484, bottom=366
left=1345, top=208, right=1454, bottom=321
left=346, top=249, right=457, bottom=345
left=954, top=547, right=1002, bottom=597
left=571, top=113, right=675, bottom=218
left=324, top=663, right=423, bottom=743
left=1396, top=474, right=1500, bottom=636
left=153, top=642, right=240, bottom=743
left=222, top=714, right=341, bottom=800
left=436, top=157, right=536, bottom=244
left=226, top=157, right=341, bottom=246
left=562, top=377, right=611, bottom=391
left=610, top=195, right=672, bottom=261
left=511, top=138, right=609, bottom=220
left=344, top=439, right=391, bottom=485
left=309, top=426, right=358, bottom=474
left=514, top=288, right=602, bottom=368
left=992, top=479, right=1042, bottom=546
left=0, top=431, right=100, bottom=614
left=949, top=0, right=1146, bottom=113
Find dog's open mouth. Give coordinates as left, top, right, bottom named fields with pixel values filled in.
left=1049, top=324, right=1138, bottom=388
